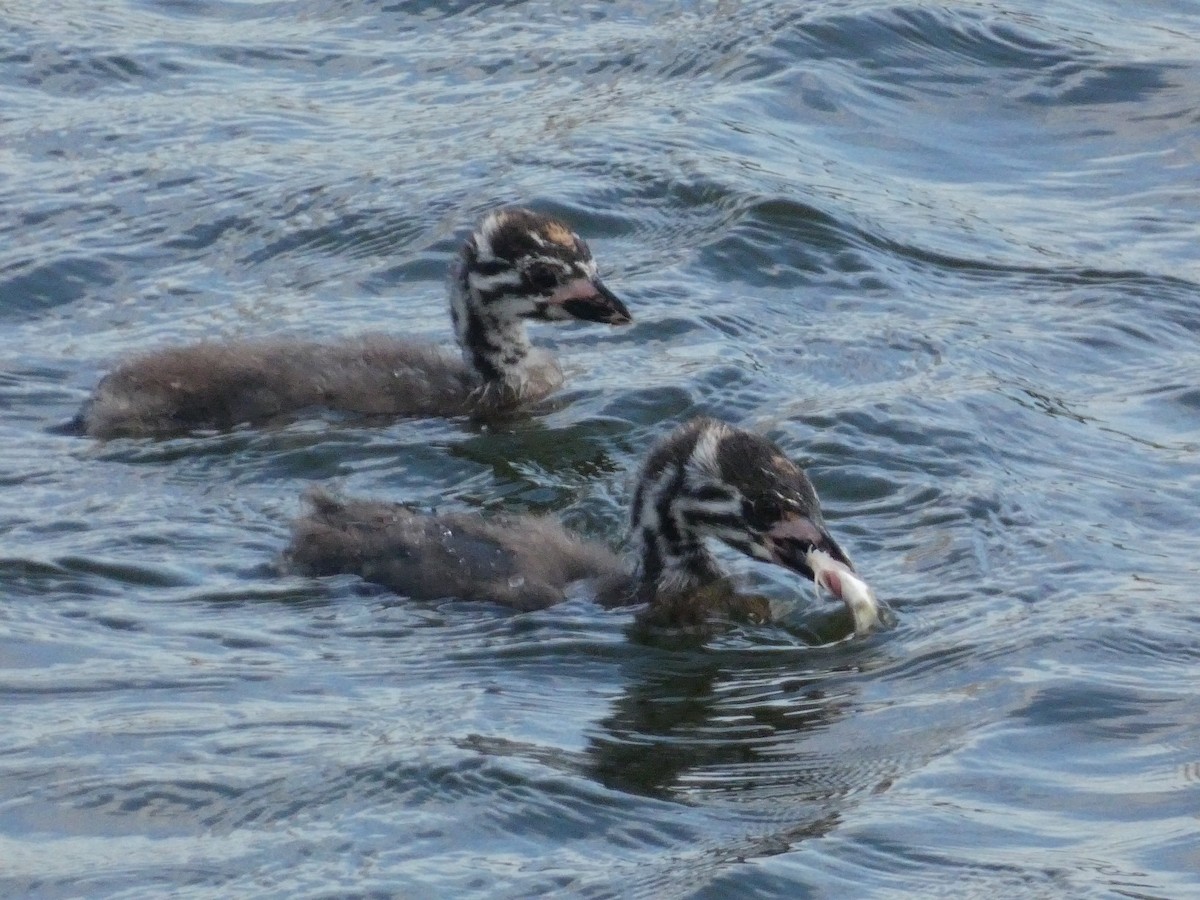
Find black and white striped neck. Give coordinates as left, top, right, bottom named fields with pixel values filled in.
left=630, top=419, right=738, bottom=599
left=449, top=246, right=540, bottom=398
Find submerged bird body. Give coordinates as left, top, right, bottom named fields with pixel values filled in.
left=290, top=490, right=628, bottom=613
left=79, top=208, right=629, bottom=438
left=286, top=418, right=882, bottom=634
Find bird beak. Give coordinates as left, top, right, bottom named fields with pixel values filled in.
left=766, top=516, right=881, bottom=636
left=549, top=277, right=632, bottom=325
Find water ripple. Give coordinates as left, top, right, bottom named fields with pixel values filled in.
left=4, top=0, right=1200, bottom=896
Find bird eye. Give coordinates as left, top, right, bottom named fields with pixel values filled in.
left=525, top=262, right=560, bottom=292
left=743, top=498, right=778, bottom=531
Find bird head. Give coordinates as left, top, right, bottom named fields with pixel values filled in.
left=632, top=418, right=880, bottom=634
left=458, top=207, right=631, bottom=326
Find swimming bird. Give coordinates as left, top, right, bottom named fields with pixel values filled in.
left=76, top=207, right=631, bottom=438
left=286, top=418, right=881, bottom=635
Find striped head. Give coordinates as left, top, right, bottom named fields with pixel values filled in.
left=450, top=208, right=630, bottom=386
left=630, top=418, right=879, bottom=632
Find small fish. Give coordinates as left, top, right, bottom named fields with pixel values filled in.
left=808, top=547, right=881, bottom=636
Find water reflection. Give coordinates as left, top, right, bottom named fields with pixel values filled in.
left=584, top=640, right=880, bottom=817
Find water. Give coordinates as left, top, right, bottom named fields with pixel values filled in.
left=3, top=1, right=1199, bottom=896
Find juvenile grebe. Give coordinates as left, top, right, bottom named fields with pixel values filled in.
left=286, top=418, right=881, bottom=634
left=77, top=207, right=630, bottom=438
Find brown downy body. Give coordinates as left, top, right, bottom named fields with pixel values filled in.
left=78, top=207, right=630, bottom=438
left=286, top=418, right=882, bottom=634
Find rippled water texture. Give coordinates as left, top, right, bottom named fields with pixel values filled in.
left=3, top=1, right=1200, bottom=896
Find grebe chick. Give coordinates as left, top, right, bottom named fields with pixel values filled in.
left=77, top=207, right=631, bottom=438
left=286, top=418, right=881, bottom=635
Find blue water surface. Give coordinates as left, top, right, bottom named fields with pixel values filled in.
left=2, top=1, right=1199, bottom=897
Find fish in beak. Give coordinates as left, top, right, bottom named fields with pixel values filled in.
left=766, top=515, right=881, bottom=636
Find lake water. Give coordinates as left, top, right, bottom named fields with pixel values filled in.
left=3, top=1, right=1199, bottom=896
